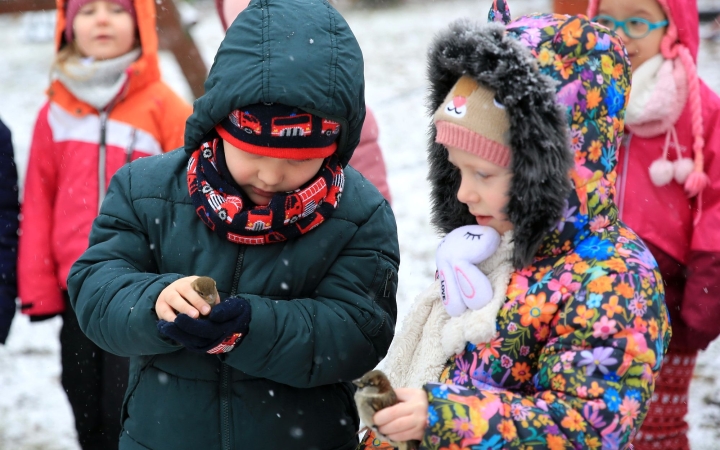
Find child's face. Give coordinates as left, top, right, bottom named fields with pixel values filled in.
left=223, top=140, right=325, bottom=206
left=447, top=146, right=513, bottom=235
left=73, top=1, right=136, bottom=60
left=597, top=0, right=666, bottom=70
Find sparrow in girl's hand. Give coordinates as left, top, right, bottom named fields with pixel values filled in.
left=353, top=370, right=419, bottom=450
left=190, top=276, right=219, bottom=317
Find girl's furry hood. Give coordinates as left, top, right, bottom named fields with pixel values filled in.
left=427, top=2, right=631, bottom=268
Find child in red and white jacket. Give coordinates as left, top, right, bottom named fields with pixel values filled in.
left=18, top=0, right=191, bottom=448
left=588, top=0, right=720, bottom=448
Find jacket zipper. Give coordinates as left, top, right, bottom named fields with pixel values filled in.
left=125, top=128, right=137, bottom=164
left=98, top=109, right=109, bottom=214
left=98, top=72, right=131, bottom=213
left=221, top=246, right=246, bottom=450
left=220, top=364, right=231, bottom=450
left=618, top=132, right=632, bottom=219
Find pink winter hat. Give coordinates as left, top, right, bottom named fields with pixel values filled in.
left=64, top=0, right=137, bottom=43
left=433, top=75, right=512, bottom=168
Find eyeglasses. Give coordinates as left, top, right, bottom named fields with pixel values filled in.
left=592, top=15, right=668, bottom=39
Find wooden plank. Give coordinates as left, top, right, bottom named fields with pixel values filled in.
left=156, top=0, right=207, bottom=98
left=0, top=0, right=56, bottom=14
left=553, top=0, right=589, bottom=16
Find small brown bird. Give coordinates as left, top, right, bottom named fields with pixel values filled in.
left=353, top=370, right=419, bottom=450
left=190, top=276, right=219, bottom=317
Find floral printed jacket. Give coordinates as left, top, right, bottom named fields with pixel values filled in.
left=421, top=14, right=671, bottom=450
left=361, top=8, right=671, bottom=450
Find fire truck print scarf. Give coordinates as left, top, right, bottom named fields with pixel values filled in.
left=188, top=138, right=344, bottom=245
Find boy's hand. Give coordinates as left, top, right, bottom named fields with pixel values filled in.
left=157, top=297, right=252, bottom=354
left=374, top=388, right=429, bottom=442
left=156, top=276, right=214, bottom=322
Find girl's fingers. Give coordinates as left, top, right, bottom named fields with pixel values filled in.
left=373, top=402, right=411, bottom=427
left=376, top=413, right=417, bottom=436
left=374, top=388, right=428, bottom=441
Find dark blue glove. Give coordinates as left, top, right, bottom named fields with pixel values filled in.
left=157, top=297, right=251, bottom=354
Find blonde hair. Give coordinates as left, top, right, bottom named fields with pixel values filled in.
left=50, top=39, right=141, bottom=82
left=51, top=42, right=92, bottom=81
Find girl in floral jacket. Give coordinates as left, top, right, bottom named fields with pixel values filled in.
left=359, top=2, right=670, bottom=449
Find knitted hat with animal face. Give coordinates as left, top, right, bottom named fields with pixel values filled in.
left=587, top=0, right=708, bottom=198
left=427, top=0, right=631, bottom=268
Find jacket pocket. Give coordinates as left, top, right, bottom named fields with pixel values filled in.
left=120, top=355, right=156, bottom=426
left=362, top=256, right=398, bottom=349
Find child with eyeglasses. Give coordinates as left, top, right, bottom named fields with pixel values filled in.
left=589, top=0, right=720, bottom=449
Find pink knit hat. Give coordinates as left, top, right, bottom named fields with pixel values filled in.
left=433, top=75, right=512, bottom=168
left=64, top=0, right=137, bottom=43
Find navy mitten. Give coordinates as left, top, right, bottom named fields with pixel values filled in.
left=158, top=296, right=251, bottom=354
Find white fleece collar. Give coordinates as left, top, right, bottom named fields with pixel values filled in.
left=381, top=232, right=515, bottom=389
left=54, top=48, right=141, bottom=111
left=625, top=53, right=687, bottom=137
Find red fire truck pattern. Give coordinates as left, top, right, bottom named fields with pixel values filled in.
left=284, top=177, right=328, bottom=225
left=229, top=110, right=262, bottom=135
left=246, top=209, right=273, bottom=231
left=326, top=164, right=344, bottom=207
left=271, top=114, right=313, bottom=137
left=321, top=118, right=340, bottom=136
left=202, top=184, right=244, bottom=224
left=187, top=156, right=199, bottom=196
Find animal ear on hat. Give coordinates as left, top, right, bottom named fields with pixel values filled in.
left=488, top=0, right=512, bottom=25
left=551, top=16, right=598, bottom=58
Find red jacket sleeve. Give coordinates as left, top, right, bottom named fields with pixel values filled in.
left=348, top=107, right=392, bottom=204
left=18, top=103, right=65, bottom=317
left=684, top=89, right=720, bottom=349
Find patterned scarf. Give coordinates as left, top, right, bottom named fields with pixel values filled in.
left=188, top=138, right=344, bottom=245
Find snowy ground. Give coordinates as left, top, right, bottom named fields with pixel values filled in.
left=1, top=0, right=719, bottom=448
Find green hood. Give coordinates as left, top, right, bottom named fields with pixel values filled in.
left=184, top=0, right=366, bottom=166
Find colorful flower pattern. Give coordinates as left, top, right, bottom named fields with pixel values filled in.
left=358, top=13, right=670, bottom=450
left=419, top=15, right=671, bottom=450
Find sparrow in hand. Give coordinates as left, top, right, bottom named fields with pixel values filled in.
left=191, top=276, right=219, bottom=317
left=353, top=370, right=419, bottom=450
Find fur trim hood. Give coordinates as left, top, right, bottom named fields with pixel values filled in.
left=427, top=2, right=631, bottom=268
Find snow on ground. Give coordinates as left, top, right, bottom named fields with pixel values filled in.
left=0, top=0, right=719, bottom=448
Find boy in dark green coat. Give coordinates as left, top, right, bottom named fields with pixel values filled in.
left=67, top=0, right=399, bottom=448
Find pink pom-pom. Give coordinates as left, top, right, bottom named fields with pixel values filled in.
left=673, top=158, right=695, bottom=184
left=684, top=171, right=710, bottom=197
left=649, top=159, right=674, bottom=187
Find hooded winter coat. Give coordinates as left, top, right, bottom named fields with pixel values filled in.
left=588, top=0, right=720, bottom=351
left=215, top=0, right=392, bottom=203
left=67, top=0, right=399, bottom=448
left=18, top=0, right=192, bottom=318
left=362, top=9, right=670, bottom=450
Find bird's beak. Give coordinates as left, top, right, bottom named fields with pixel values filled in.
left=352, top=379, right=363, bottom=388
